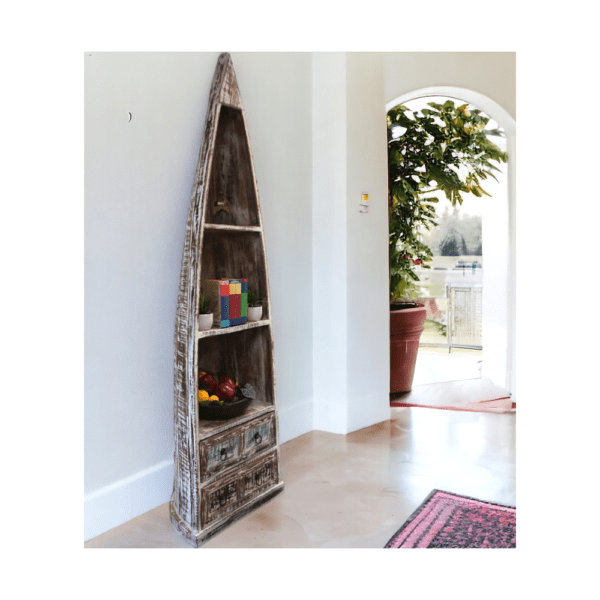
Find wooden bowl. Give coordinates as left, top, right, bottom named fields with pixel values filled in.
left=197, top=396, right=253, bottom=421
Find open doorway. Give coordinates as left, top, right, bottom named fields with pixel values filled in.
left=387, top=88, right=515, bottom=411
left=401, top=95, right=509, bottom=388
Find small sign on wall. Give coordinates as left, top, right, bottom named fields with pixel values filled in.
left=360, top=192, right=369, bottom=213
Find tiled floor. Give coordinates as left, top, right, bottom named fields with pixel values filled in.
left=85, top=405, right=516, bottom=548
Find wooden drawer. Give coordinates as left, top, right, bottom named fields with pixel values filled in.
left=199, top=413, right=275, bottom=481
left=242, top=414, right=275, bottom=459
left=200, top=429, right=243, bottom=481
left=201, top=450, right=278, bottom=527
left=239, top=448, right=277, bottom=498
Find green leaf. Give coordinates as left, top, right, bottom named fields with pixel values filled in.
left=387, top=99, right=506, bottom=301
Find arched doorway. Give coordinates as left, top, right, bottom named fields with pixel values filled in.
left=386, top=87, right=516, bottom=398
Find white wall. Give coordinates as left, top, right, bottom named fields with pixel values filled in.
left=84, top=52, right=314, bottom=540
left=311, top=53, right=390, bottom=434
left=383, top=53, right=516, bottom=121
left=312, top=53, right=348, bottom=434
left=345, top=53, right=391, bottom=432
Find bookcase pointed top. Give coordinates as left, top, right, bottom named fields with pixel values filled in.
left=171, top=52, right=282, bottom=547
left=214, top=53, right=243, bottom=109
left=204, top=54, right=260, bottom=227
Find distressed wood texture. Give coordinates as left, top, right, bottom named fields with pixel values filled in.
left=171, top=53, right=283, bottom=547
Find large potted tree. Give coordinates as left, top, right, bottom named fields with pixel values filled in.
left=388, top=99, right=508, bottom=393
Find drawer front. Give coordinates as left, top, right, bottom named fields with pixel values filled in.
left=204, top=477, right=239, bottom=524
left=242, top=414, right=275, bottom=458
left=240, top=451, right=277, bottom=499
left=200, top=430, right=242, bottom=480
left=201, top=450, right=279, bottom=528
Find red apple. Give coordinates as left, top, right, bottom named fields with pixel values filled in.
left=219, top=375, right=236, bottom=388
left=199, top=372, right=218, bottom=392
left=215, top=380, right=236, bottom=401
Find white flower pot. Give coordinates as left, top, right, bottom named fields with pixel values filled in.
left=247, top=306, right=263, bottom=322
left=198, top=313, right=213, bottom=331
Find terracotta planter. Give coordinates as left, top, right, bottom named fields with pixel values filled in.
left=390, top=302, right=427, bottom=393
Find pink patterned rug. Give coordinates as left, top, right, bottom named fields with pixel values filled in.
left=385, top=490, right=516, bottom=548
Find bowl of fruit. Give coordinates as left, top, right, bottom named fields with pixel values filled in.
left=197, top=370, right=257, bottom=420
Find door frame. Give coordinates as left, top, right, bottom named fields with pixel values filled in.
left=386, top=87, right=516, bottom=397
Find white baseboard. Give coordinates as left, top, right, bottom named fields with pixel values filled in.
left=84, top=459, right=174, bottom=542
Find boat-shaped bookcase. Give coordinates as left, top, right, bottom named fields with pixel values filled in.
left=170, top=53, right=284, bottom=547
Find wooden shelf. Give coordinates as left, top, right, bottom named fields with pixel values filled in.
left=196, top=319, right=270, bottom=341
left=199, top=228, right=271, bottom=321
left=203, top=223, right=262, bottom=233
left=196, top=401, right=274, bottom=440
left=205, top=104, right=260, bottom=228
left=196, top=324, right=275, bottom=407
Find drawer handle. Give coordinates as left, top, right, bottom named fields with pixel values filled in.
left=220, top=448, right=228, bottom=461
left=254, top=432, right=262, bottom=445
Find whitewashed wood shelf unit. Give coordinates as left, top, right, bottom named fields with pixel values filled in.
left=171, top=53, right=283, bottom=547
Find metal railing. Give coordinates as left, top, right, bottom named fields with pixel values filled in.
left=447, top=284, right=482, bottom=349
left=419, top=284, right=483, bottom=352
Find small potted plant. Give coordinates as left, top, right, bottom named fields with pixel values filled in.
left=198, top=293, right=213, bottom=331
left=247, top=289, right=263, bottom=322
